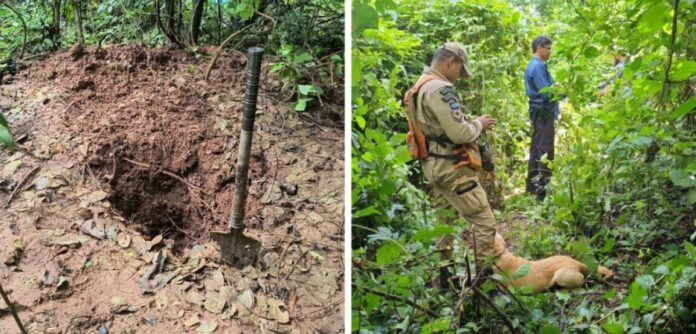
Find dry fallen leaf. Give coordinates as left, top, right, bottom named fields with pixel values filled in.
left=202, top=279, right=218, bottom=292
left=309, top=212, right=323, bottom=222
left=76, top=208, right=93, bottom=220
left=268, top=298, right=290, bottom=324
left=261, top=185, right=283, bottom=204
left=116, top=233, right=131, bottom=248
left=211, top=270, right=225, bottom=288
left=204, top=292, right=226, bottom=314
left=51, top=235, right=85, bottom=246
left=167, top=308, right=185, bottom=320
left=110, top=296, right=129, bottom=313
left=219, top=286, right=236, bottom=304
left=78, top=142, right=89, bottom=156
left=309, top=251, right=324, bottom=262
left=81, top=219, right=106, bottom=239
left=155, top=292, right=169, bottom=310
left=196, top=320, right=218, bottom=333
left=34, top=176, right=50, bottom=190
left=184, top=314, right=201, bottom=329
left=237, top=289, right=254, bottom=309
left=49, top=175, right=69, bottom=188
left=1, top=159, right=22, bottom=178
left=105, top=224, right=120, bottom=240
left=187, top=291, right=206, bottom=306
left=147, top=235, right=164, bottom=251
left=81, top=190, right=109, bottom=205
left=221, top=304, right=237, bottom=320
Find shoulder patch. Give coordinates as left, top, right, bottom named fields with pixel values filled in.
left=440, top=87, right=460, bottom=105
left=439, top=86, right=462, bottom=121
left=452, top=109, right=464, bottom=122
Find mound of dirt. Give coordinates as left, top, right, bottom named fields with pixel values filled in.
left=0, top=44, right=344, bottom=333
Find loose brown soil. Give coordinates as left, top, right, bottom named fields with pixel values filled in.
left=0, top=44, right=344, bottom=333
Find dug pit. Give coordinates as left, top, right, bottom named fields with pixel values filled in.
left=41, top=44, right=272, bottom=250
left=86, top=124, right=269, bottom=251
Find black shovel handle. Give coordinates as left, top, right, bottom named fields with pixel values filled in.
left=229, top=47, right=264, bottom=230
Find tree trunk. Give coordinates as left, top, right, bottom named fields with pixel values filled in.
left=216, top=0, right=221, bottom=44
left=177, top=0, right=183, bottom=37
left=72, top=0, right=84, bottom=44
left=164, top=0, right=176, bottom=38
left=156, top=0, right=181, bottom=46
left=51, top=0, right=61, bottom=49
left=189, top=0, right=205, bottom=45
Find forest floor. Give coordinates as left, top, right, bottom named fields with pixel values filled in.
left=0, top=44, right=344, bottom=333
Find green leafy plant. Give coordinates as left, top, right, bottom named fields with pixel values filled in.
left=0, top=113, right=12, bottom=150
left=352, top=0, right=695, bottom=332
left=295, top=83, right=323, bottom=111
left=270, top=44, right=334, bottom=112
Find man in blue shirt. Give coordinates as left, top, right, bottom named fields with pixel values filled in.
left=524, top=35, right=558, bottom=201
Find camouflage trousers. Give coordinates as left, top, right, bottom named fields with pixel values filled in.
left=431, top=179, right=497, bottom=263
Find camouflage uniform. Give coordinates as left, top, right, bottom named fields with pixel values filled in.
left=414, top=43, right=497, bottom=261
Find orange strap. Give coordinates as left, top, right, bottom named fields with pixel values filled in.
left=404, top=74, right=437, bottom=124
left=404, top=75, right=438, bottom=159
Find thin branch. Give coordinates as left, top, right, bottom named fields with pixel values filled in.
left=293, top=296, right=344, bottom=319
left=154, top=0, right=182, bottom=47
left=5, top=165, right=40, bottom=208
left=592, top=305, right=624, bottom=326
left=204, top=24, right=254, bottom=80
left=658, top=0, right=680, bottom=111
left=353, top=283, right=438, bottom=317
left=472, top=286, right=520, bottom=334
left=217, top=0, right=222, bottom=44
left=0, top=280, right=27, bottom=334
left=283, top=248, right=310, bottom=280
left=654, top=275, right=695, bottom=332
left=567, top=0, right=588, bottom=23
left=165, top=214, right=202, bottom=241
left=352, top=224, right=407, bottom=253
left=204, top=10, right=279, bottom=81
left=454, top=252, right=474, bottom=326
left=254, top=10, right=277, bottom=32
left=122, top=158, right=209, bottom=195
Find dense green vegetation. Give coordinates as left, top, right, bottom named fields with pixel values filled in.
left=352, top=0, right=696, bottom=333
left=0, top=0, right=344, bottom=147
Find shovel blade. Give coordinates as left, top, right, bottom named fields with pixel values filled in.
left=210, top=229, right=261, bottom=268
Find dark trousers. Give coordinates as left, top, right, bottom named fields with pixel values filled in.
left=526, top=117, right=555, bottom=200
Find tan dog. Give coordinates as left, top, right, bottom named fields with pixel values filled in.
left=493, top=233, right=613, bottom=292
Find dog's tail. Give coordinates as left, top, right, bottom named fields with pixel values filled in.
left=598, top=265, right=614, bottom=278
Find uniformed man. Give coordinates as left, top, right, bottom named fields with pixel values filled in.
left=410, top=42, right=498, bottom=287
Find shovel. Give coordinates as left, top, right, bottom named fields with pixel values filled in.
left=210, top=47, right=264, bottom=268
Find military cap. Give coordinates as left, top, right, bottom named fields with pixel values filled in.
left=438, top=42, right=472, bottom=77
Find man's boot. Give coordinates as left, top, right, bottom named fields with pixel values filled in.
left=439, top=265, right=452, bottom=291
left=536, top=188, right=546, bottom=202
left=465, top=266, right=493, bottom=287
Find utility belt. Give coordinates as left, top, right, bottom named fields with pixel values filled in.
left=424, top=134, right=482, bottom=170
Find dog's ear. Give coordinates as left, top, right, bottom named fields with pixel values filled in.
left=494, top=232, right=506, bottom=255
